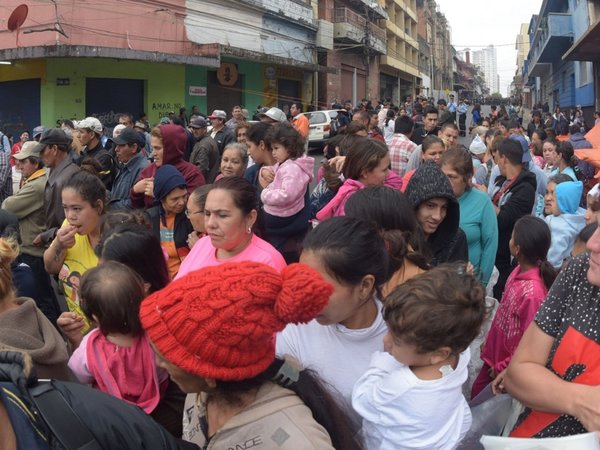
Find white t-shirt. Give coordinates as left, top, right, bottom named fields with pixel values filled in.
left=352, top=349, right=472, bottom=450
left=276, top=303, right=387, bottom=407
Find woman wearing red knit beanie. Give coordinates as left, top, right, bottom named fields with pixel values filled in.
left=141, top=261, right=362, bottom=450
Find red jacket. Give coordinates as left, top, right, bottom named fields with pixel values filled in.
left=131, top=125, right=205, bottom=209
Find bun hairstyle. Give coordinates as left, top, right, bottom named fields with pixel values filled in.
left=556, top=141, right=578, bottom=168
left=384, top=263, right=487, bottom=355
left=345, top=186, right=429, bottom=276
left=303, top=216, right=392, bottom=289
left=513, top=216, right=557, bottom=290
left=140, top=261, right=333, bottom=381
left=0, top=237, right=18, bottom=300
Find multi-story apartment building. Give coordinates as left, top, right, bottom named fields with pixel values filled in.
left=525, top=0, right=598, bottom=119
left=314, top=0, right=387, bottom=107
left=416, top=0, right=452, bottom=100
left=472, top=45, right=499, bottom=95
left=379, top=0, right=419, bottom=105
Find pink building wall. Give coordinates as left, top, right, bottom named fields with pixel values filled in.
left=0, top=0, right=217, bottom=59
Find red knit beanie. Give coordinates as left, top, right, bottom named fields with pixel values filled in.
left=140, top=261, right=333, bottom=381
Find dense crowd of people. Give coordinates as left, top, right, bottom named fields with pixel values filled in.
left=1, top=98, right=600, bottom=449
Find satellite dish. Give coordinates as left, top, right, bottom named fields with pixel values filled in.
left=7, top=4, right=28, bottom=32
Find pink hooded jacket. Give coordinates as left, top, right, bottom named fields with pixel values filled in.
left=315, top=170, right=403, bottom=220
left=261, top=156, right=314, bottom=217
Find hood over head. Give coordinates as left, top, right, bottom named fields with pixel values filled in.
left=405, top=161, right=460, bottom=242
left=556, top=180, right=583, bottom=214
left=159, top=124, right=186, bottom=164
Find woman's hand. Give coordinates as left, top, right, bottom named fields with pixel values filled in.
left=573, top=386, right=600, bottom=432
left=57, top=312, right=85, bottom=349
left=133, top=177, right=154, bottom=196
left=328, top=156, right=346, bottom=173
left=187, top=231, right=200, bottom=250
left=55, top=224, right=77, bottom=250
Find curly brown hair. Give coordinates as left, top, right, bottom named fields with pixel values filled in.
left=384, top=263, right=487, bottom=355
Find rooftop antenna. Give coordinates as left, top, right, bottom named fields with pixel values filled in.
left=7, top=4, right=28, bottom=47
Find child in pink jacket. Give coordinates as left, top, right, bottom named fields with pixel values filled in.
left=471, top=216, right=557, bottom=398
left=260, top=123, right=314, bottom=253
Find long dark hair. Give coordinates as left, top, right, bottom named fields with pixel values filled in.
left=214, top=358, right=363, bottom=449
left=303, top=216, right=391, bottom=288
left=513, top=216, right=557, bottom=290
left=96, top=223, right=169, bottom=293
left=345, top=186, right=429, bottom=275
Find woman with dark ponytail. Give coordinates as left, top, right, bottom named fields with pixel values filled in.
left=345, top=186, right=429, bottom=296
left=277, top=217, right=393, bottom=412
left=471, top=215, right=556, bottom=398
left=550, top=141, right=578, bottom=181
left=141, top=261, right=362, bottom=449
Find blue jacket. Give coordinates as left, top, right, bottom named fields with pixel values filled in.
left=108, top=152, right=149, bottom=209
left=546, top=181, right=586, bottom=268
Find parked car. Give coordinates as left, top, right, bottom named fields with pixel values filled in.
left=300, top=109, right=345, bottom=150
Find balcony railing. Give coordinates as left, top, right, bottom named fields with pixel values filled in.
left=333, top=7, right=387, bottom=53
left=528, top=13, right=573, bottom=76
left=333, top=7, right=365, bottom=28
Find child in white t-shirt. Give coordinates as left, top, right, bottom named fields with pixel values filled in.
left=352, top=264, right=487, bottom=450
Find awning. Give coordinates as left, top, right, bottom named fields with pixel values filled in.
left=563, top=19, right=600, bottom=61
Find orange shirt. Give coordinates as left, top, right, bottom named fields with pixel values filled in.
left=160, top=214, right=182, bottom=279
left=292, top=114, right=310, bottom=139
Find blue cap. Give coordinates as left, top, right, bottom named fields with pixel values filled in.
left=510, top=134, right=531, bottom=163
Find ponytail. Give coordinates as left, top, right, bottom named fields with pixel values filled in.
left=538, top=260, right=558, bottom=291
left=513, top=216, right=554, bottom=289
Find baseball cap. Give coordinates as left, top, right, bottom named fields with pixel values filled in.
left=189, top=117, right=208, bottom=129
left=32, top=126, right=46, bottom=139
left=208, top=110, right=227, bottom=120
left=509, top=134, right=532, bottom=163
left=38, top=128, right=71, bottom=147
left=76, top=117, right=103, bottom=134
left=258, top=107, right=287, bottom=123
left=112, top=127, right=145, bottom=146
left=13, top=141, right=42, bottom=161
left=133, top=121, right=147, bottom=131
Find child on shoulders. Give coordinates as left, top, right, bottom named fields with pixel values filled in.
left=352, top=264, right=486, bottom=450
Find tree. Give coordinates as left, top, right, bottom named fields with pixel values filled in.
left=490, top=92, right=503, bottom=102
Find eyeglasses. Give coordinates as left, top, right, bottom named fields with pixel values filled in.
left=237, top=132, right=246, bottom=138
left=185, top=209, right=204, bottom=218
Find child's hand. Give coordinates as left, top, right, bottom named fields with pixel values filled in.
left=491, top=368, right=507, bottom=395
left=57, top=312, right=85, bottom=349
left=259, top=168, right=275, bottom=188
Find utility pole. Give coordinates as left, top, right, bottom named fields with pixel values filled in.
left=363, top=4, right=371, bottom=102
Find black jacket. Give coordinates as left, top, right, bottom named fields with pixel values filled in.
left=405, top=161, right=469, bottom=266
left=212, top=127, right=235, bottom=155
left=78, top=142, right=116, bottom=190
left=493, top=169, right=536, bottom=294
left=0, top=349, right=197, bottom=450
